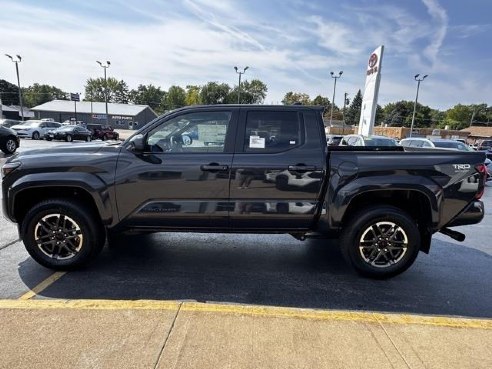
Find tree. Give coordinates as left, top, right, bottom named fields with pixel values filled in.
left=228, top=79, right=268, bottom=104
left=128, top=84, right=166, bottom=112
left=0, top=79, right=20, bottom=106
left=344, top=89, right=362, bottom=125
left=281, top=92, right=311, bottom=105
left=200, top=82, right=230, bottom=104
left=84, top=77, right=129, bottom=103
left=185, top=85, right=201, bottom=106
left=22, top=83, right=68, bottom=108
left=312, top=95, right=331, bottom=108
left=163, top=85, right=186, bottom=110
left=381, top=100, right=432, bottom=128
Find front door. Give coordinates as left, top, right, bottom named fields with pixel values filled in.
left=115, top=109, right=237, bottom=230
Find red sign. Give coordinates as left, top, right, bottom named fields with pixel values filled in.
left=368, top=53, right=378, bottom=68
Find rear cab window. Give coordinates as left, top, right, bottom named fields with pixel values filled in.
left=243, top=110, right=302, bottom=153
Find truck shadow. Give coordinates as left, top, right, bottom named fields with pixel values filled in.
left=18, top=233, right=492, bottom=318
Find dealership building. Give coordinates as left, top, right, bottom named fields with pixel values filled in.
left=30, top=100, right=158, bottom=129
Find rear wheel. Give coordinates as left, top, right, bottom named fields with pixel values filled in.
left=86, top=135, right=91, bottom=142
left=21, top=199, right=105, bottom=270
left=65, top=134, right=73, bottom=142
left=340, top=206, right=421, bottom=279
left=102, top=135, right=108, bottom=141
left=32, top=131, right=40, bottom=140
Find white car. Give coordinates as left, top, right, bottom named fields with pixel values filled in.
left=399, top=138, right=473, bottom=151
left=339, top=134, right=398, bottom=146
left=10, top=120, right=62, bottom=140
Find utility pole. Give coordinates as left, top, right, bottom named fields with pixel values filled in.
left=409, top=74, right=428, bottom=137
left=234, top=66, right=249, bottom=104
left=5, top=54, right=24, bottom=121
left=342, top=92, right=349, bottom=134
left=96, top=60, right=111, bottom=125
left=329, top=71, right=343, bottom=126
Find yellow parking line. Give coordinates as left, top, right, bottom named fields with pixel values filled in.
left=0, top=298, right=490, bottom=329
left=18, top=272, right=67, bottom=300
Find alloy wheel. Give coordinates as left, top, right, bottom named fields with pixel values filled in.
left=34, top=214, right=84, bottom=260
left=358, top=221, right=408, bottom=268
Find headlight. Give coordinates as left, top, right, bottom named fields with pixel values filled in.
left=2, top=162, right=21, bottom=178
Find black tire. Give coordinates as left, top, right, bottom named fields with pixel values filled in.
left=65, top=134, right=73, bottom=142
left=32, top=131, right=40, bottom=140
left=86, top=135, right=91, bottom=142
left=1, top=136, right=18, bottom=154
left=102, top=135, right=108, bottom=141
left=21, top=199, right=105, bottom=270
left=339, top=206, right=421, bottom=279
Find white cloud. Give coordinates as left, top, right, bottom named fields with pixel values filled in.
left=421, top=0, right=448, bottom=66
left=0, top=0, right=489, bottom=110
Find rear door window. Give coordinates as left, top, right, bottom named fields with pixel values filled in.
left=243, top=111, right=302, bottom=153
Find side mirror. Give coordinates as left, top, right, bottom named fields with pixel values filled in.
left=129, top=134, right=145, bottom=152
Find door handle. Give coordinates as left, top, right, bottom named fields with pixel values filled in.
left=201, top=164, right=229, bottom=172
left=288, top=165, right=317, bottom=172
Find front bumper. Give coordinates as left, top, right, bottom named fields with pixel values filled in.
left=445, top=200, right=484, bottom=227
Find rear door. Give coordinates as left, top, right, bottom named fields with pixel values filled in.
left=115, top=108, right=238, bottom=230
left=229, top=108, right=326, bottom=230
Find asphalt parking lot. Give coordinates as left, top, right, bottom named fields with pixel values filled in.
left=1, top=138, right=491, bottom=368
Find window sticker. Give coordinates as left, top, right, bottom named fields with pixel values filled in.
left=249, top=135, right=265, bottom=148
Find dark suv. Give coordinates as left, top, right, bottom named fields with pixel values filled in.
left=86, top=124, right=119, bottom=141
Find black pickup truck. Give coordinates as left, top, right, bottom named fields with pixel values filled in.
left=1, top=105, right=487, bottom=278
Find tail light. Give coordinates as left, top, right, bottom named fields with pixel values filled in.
left=475, top=164, right=487, bottom=199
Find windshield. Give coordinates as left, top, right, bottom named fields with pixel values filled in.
left=22, top=121, right=42, bottom=127
left=363, top=137, right=397, bottom=146
left=433, top=141, right=468, bottom=151
left=57, top=126, right=76, bottom=131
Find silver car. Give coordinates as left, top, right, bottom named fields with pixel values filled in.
left=10, top=120, right=62, bottom=140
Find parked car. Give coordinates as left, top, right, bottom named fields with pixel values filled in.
left=477, top=139, right=492, bottom=151
left=485, top=158, right=492, bottom=181
left=0, top=125, right=20, bottom=154
left=45, top=125, right=92, bottom=142
left=400, top=138, right=473, bottom=151
left=86, top=124, right=119, bottom=141
left=0, top=119, right=23, bottom=128
left=476, top=140, right=492, bottom=160
left=10, top=120, right=61, bottom=140
left=339, top=134, right=397, bottom=146
left=326, top=134, right=344, bottom=146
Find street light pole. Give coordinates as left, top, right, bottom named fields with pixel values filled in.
left=5, top=54, right=25, bottom=121
left=329, top=71, right=343, bottom=126
left=234, top=66, right=249, bottom=104
left=96, top=60, right=111, bottom=125
left=409, top=74, right=428, bottom=137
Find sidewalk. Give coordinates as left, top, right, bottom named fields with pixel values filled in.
left=0, top=299, right=490, bottom=369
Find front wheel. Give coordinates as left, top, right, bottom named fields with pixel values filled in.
left=340, top=206, right=421, bottom=279
left=86, top=135, right=91, bottom=142
left=65, top=134, right=73, bottom=142
left=1, top=137, right=18, bottom=154
left=21, top=199, right=105, bottom=270
left=32, top=131, right=40, bottom=140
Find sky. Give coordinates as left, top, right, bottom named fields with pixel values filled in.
left=0, top=0, right=491, bottom=111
